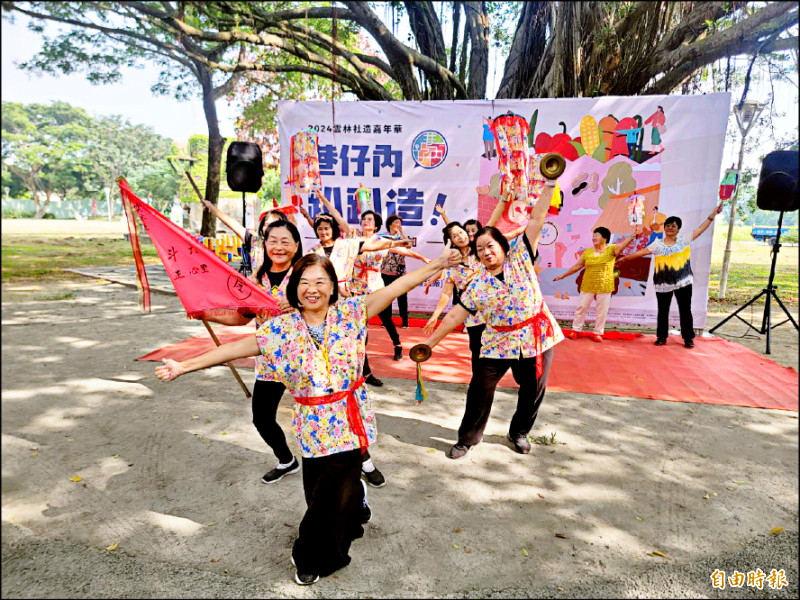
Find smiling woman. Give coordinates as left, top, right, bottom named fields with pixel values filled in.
left=154, top=242, right=461, bottom=586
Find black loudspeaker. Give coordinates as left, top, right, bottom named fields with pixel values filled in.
left=226, top=141, right=263, bottom=193
left=756, top=150, right=798, bottom=212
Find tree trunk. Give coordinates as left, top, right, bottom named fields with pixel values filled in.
left=496, top=1, right=547, bottom=99
left=463, top=1, right=489, bottom=98
left=197, top=64, right=224, bottom=238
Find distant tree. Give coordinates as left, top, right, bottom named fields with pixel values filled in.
left=1, top=101, right=91, bottom=217
left=2, top=1, right=247, bottom=236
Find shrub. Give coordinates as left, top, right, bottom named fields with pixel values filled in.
left=1, top=209, right=36, bottom=218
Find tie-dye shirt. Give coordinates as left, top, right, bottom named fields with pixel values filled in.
left=255, top=297, right=378, bottom=458
left=647, top=234, right=693, bottom=293
left=459, top=235, right=563, bottom=359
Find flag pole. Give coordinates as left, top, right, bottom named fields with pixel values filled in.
left=167, top=159, right=253, bottom=399
left=201, top=318, right=252, bottom=399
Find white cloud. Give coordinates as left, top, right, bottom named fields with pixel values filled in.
left=632, top=162, right=662, bottom=172
left=571, top=207, right=599, bottom=215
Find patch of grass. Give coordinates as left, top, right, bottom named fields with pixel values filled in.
left=1, top=236, right=160, bottom=282
left=531, top=432, right=559, bottom=446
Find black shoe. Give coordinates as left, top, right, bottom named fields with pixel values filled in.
left=507, top=433, right=531, bottom=454
left=401, top=321, right=409, bottom=329
left=261, top=457, right=301, bottom=484
left=363, top=466, right=386, bottom=488
left=365, top=373, right=384, bottom=387
left=684, top=339, right=695, bottom=348
left=360, top=480, right=372, bottom=523
left=393, top=345, right=402, bottom=361
left=446, top=443, right=471, bottom=460
left=654, top=338, right=667, bottom=346
left=291, top=557, right=319, bottom=586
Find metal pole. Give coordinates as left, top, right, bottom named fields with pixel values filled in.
left=718, top=102, right=765, bottom=299
left=718, top=138, right=747, bottom=298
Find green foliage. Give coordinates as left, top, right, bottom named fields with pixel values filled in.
left=2, top=100, right=176, bottom=211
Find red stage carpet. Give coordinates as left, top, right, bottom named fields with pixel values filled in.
left=139, top=324, right=799, bottom=412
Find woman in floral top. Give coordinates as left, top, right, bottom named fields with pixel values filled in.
left=155, top=244, right=462, bottom=586
left=299, top=194, right=415, bottom=489
left=421, top=182, right=563, bottom=460
left=195, top=209, right=305, bottom=486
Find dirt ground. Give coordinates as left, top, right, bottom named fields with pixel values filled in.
left=1, top=277, right=798, bottom=598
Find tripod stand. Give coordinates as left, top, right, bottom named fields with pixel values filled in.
left=709, top=210, right=799, bottom=354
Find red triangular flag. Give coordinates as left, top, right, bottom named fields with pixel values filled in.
left=118, top=178, right=280, bottom=319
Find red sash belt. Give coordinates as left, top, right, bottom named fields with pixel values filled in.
left=489, top=311, right=553, bottom=378
left=354, top=263, right=379, bottom=280
left=293, top=376, right=369, bottom=453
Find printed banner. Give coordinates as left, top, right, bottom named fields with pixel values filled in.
left=118, top=179, right=280, bottom=319
left=278, top=95, right=731, bottom=328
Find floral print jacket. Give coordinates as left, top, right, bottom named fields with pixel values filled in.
left=459, top=235, right=563, bottom=359
left=255, top=297, right=378, bottom=458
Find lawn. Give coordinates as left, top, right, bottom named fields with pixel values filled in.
left=1, top=220, right=798, bottom=310
left=708, top=226, right=798, bottom=310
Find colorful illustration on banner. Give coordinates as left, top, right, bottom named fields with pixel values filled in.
left=627, top=193, right=645, bottom=226
left=411, top=130, right=448, bottom=169
left=286, top=129, right=323, bottom=212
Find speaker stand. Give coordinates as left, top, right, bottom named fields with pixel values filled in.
left=709, top=210, right=799, bottom=354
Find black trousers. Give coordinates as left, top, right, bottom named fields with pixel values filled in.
left=466, top=324, right=486, bottom=369
left=458, top=348, right=554, bottom=446
left=656, top=284, right=694, bottom=342
left=292, top=449, right=365, bottom=577
left=381, top=273, right=409, bottom=326
left=252, top=379, right=294, bottom=464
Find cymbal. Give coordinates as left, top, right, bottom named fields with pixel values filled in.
left=409, top=343, right=432, bottom=363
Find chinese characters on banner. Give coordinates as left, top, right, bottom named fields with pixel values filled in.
left=118, top=179, right=280, bottom=319
left=278, top=96, right=731, bottom=327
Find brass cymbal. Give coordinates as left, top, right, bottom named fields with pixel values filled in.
left=540, top=152, right=566, bottom=180
left=409, top=343, right=432, bottom=363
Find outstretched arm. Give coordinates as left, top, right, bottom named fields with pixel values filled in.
left=434, top=203, right=450, bottom=225
left=201, top=199, right=246, bottom=241
left=525, top=182, right=556, bottom=254
left=155, top=335, right=260, bottom=382
left=423, top=279, right=455, bottom=334
left=366, top=242, right=460, bottom=319
left=422, top=304, right=470, bottom=349
left=617, top=246, right=653, bottom=262
left=390, top=247, right=431, bottom=264
left=298, top=204, right=315, bottom=230
left=614, top=225, right=642, bottom=256
left=553, top=258, right=586, bottom=281
left=361, top=237, right=413, bottom=253
left=692, top=202, right=723, bottom=241
left=486, top=195, right=507, bottom=228
left=503, top=225, right=527, bottom=241
left=315, top=189, right=351, bottom=237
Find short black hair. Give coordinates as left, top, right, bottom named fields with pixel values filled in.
left=664, top=216, right=682, bottom=229
left=285, top=254, right=339, bottom=310
left=593, top=227, right=611, bottom=243
left=386, top=214, right=402, bottom=230
left=473, top=226, right=510, bottom=256
left=259, top=209, right=287, bottom=237
left=360, top=210, right=383, bottom=232
left=464, top=219, right=483, bottom=231
left=313, top=213, right=341, bottom=241
left=442, top=221, right=466, bottom=245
